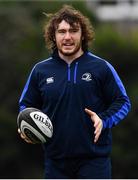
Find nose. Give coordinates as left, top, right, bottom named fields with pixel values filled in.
left=64, top=32, right=71, bottom=39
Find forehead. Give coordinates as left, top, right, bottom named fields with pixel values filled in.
left=57, top=20, right=81, bottom=29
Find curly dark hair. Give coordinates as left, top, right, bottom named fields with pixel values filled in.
left=43, top=5, right=95, bottom=52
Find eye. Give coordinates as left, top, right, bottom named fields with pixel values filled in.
left=70, top=29, right=79, bottom=33
left=57, top=29, right=66, bottom=34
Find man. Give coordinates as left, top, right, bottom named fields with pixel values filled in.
left=18, top=5, right=131, bottom=179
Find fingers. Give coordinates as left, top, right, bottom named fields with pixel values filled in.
left=94, top=120, right=103, bottom=143
left=85, top=108, right=95, bottom=116
left=85, top=108, right=103, bottom=143
left=17, top=128, right=34, bottom=144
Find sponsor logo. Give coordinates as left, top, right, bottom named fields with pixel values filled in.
left=46, top=77, right=54, bottom=84
left=81, top=73, right=92, bottom=82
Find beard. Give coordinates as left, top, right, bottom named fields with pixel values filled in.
left=57, top=41, right=82, bottom=57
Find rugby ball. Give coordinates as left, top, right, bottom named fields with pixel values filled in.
left=17, top=107, right=53, bottom=144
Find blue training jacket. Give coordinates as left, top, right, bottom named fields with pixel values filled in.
left=19, top=51, right=131, bottom=159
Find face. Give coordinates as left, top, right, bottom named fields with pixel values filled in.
left=55, top=20, right=83, bottom=59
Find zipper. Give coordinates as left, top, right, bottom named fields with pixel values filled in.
left=74, top=62, right=78, bottom=84
left=67, top=62, right=79, bottom=83
left=67, top=64, right=71, bottom=81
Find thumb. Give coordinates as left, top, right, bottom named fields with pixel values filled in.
left=85, top=108, right=95, bottom=117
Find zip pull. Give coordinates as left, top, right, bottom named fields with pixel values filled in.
left=68, top=64, right=71, bottom=81
left=74, top=62, right=78, bottom=84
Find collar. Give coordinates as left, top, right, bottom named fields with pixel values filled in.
left=52, top=49, right=88, bottom=65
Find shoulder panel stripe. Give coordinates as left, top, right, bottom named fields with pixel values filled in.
left=104, top=61, right=130, bottom=127
left=19, top=57, right=52, bottom=105
left=19, top=65, right=36, bottom=104
left=36, top=57, right=53, bottom=65
left=105, top=61, right=127, bottom=96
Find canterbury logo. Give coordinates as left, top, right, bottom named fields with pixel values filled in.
left=46, top=77, right=54, bottom=84
left=82, top=73, right=92, bottom=82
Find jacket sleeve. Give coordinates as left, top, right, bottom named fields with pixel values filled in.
left=19, top=65, right=42, bottom=112
left=98, top=61, right=131, bottom=129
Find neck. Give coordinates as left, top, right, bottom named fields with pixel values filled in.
left=58, top=49, right=84, bottom=64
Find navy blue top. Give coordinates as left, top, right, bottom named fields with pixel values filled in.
left=19, top=51, right=131, bottom=159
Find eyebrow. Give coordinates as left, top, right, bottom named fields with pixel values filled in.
left=57, top=27, right=80, bottom=30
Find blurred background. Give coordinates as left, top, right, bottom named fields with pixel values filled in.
left=0, top=0, right=137, bottom=178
